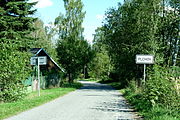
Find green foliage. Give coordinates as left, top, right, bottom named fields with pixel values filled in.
left=89, top=52, right=112, bottom=81
left=144, top=65, right=179, bottom=109
left=90, top=27, right=113, bottom=81
left=60, top=82, right=83, bottom=89
left=93, top=0, right=179, bottom=84
left=57, top=39, right=94, bottom=81
left=121, top=65, right=179, bottom=119
left=89, top=0, right=180, bottom=119
left=93, top=1, right=179, bottom=117
left=55, top=0, right=95, bottom=82
left=101, top=0, right=164, bottom=82
left=0, top=0, right=36, bottom=102
left=146, top=105, right=180, bottom=120
left=31, top=19, right=58, bottom=62
left=123, top=80, right=151, bottom=112
left=0, top=83, right=26, bottom=102
left=123, top=86, right=179, bottom=120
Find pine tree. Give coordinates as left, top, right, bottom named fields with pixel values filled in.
left=0, top=0, right=36, bottom=102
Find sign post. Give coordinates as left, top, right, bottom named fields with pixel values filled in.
left=136, top=55, right=154, bottom=84
left=37, top=58, right=40, bottom=96
left=31, top=56, right=47, bottom=96
left=143, top=64, right=146, bottom=83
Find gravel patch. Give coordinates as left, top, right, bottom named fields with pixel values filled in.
left=5, top=81, right=142, bottom=120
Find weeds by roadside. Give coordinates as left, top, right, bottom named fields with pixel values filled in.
left=119, top=82, right=179, bottom=120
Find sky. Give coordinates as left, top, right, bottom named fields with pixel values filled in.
left=31, top=0, right=124, bottom=44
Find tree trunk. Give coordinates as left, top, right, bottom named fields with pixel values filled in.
left=84, top=65, right=86, bottom=79
left=68, top=73, right=73, bottom=83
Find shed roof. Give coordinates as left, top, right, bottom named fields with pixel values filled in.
left=30, top=48, right=42, bottom=54
left=30, top=48, right=64, bottom=72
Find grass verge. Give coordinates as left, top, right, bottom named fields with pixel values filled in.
left=0, top=82, right=82, bottom=120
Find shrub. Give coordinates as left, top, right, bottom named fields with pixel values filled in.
left=0, top=83, right=26, bottom=102
left=123, top=66, right=180, bottom=119
left=124, top=80, right=151, bottom=111
left=144, top=65, right=179, bottom=109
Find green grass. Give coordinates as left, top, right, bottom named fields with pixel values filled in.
left=145, top=105, right=180, bottom=120
left=0, top=82, right=82, bottom=120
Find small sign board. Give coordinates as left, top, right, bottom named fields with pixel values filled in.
left=30, top=57, right=36, bottom=65
left=136, top=55, right=154, bottom=64
left=30, top=56, right=47, bottom=65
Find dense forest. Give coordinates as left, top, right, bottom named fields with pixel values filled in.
left=0, top=0, right=179, bottom=119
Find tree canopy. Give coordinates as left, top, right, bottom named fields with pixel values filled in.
left=93, top=0, right=179, bottom=84
left=55, top=0, right=94, bottom=82
left=0, top=0, right=37, bottom=102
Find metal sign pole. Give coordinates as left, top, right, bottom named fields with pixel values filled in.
left=143, top=64, right=146, bottom=84
left=135, top=54, right=154, bottom=85
left=31, top=56, right=47, bottom=96
left=37, top=57, right=40, bottom=96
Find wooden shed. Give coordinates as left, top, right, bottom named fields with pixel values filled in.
left=25, top=48, right=64, bottom=91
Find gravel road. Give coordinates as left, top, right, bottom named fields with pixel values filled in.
left=5, top=81, right=142, bottom=120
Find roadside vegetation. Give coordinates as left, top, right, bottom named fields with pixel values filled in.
left=122, top=78, right=179, bottom=120
left=108, top=80, right=179, bottom=120
left=91, top=0, right=179, bottom=119
left=0, top=82, right=82, bottom=120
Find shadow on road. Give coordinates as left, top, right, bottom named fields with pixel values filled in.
left=78, top=81, right=143, bottom=120
left=79, top=81, right=115, bottom=91
left=91, top=100, right=143, bottom=120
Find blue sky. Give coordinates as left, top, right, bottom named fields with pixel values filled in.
left=31, top=0, right=124, bottom=43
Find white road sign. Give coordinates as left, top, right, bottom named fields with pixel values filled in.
left=30, top=56, right=47, bottom=65
left=30, top=57, right=37, bottom=65
left=136, top=55, right=154, bottom=64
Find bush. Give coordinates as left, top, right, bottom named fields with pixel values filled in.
left=0, top=52, right=30, bottom=102
left=122, top=66, right=180, bottom=119
left=0, top=83, right=26, bottom=102
left=144, top=65, right=179, bottom=109
left=124, top=80, right=151, bottom=111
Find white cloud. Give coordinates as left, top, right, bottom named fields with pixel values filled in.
left=31, top=0, right=53, bottom=8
